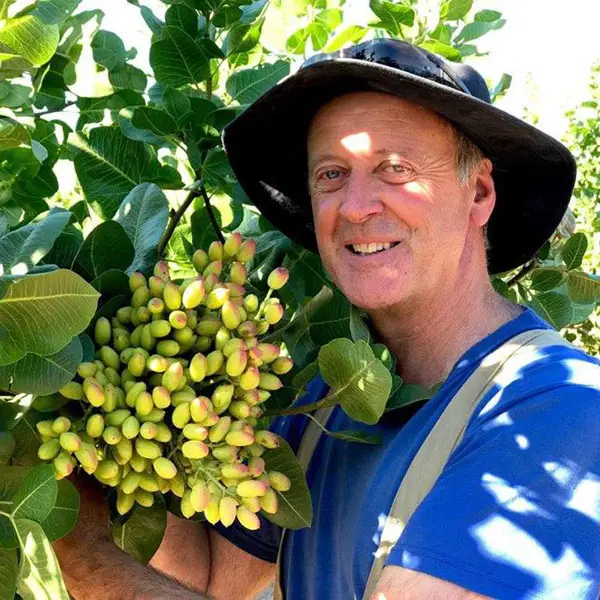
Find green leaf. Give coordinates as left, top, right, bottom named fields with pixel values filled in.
left=0, top=269, right=100, bottom=366
left=190, top=207, right=221, bottom=252
left=262, top=438, right=312, bottom=529
left=420, top=40, right=461, bottom=61
left=11, top=464, right=57, bottom=522
left=285, top=26, right=310, bottom=54
left=114, top=183, right=169, bottom=275
left=40, top=479, right=79, bottom=541
left=118, top=107, right=167, bottom=146
left=0, top=82, right=31, bottom=107
left=112, top=501, right=166, bottom=564
left=91, top=30, right=127, bottom=71
left=441, top=0, right=473, bottom=20
left=529, top=267, right=567, bottom=292
left=161, top=87, right=192, bottom=129
left=0, top=513, right=17, bottom=551
left=369, top=0, right=415, bottom=34
left=109, top=64, right=147, bottom=92
left=308, top=23, right=328, bottom=51
left=10, top=408, right=45, bottom=466
left=0, top=336, right=82, bottom=395
left=70, top=127, right=164, bottom=219
left=202, top=148, right=236, bottom=193
left=226, top=60, right=290, bottom=106
left=131, top=107, right=177, bottom=136
left=14, top=518, right=69, bottom=600
left=315, top=8, right=342, bottom=30
left=0, top=547, right=17, bottom=600
left=562, top=232, right=588, bottom=270
left=0, top=209, right=70, bottom=275
left=31, top=393, right=69, bottom=412
left=0, top=16, right=59, bottom=67
left=149, top=26, right=210, bottom=88
left=474, top=9, right=502, bottom=22
left=456, top=19, right=505, bottom=43
left=140, top=6, right=163, bottom=35
left=349, top=306, right=370, bottom=342
left=319, top=339, right=392, bottom=424
left=323, top=25, right=368, bottom=52
left=75, top=221, right=134, bottom=280
left=0, top=431, right=15, bottom=465
left=527, top=292, right=573, bottom=330
left=0, top=465, right=28, bottom=514
left=33, top=0, right=81, bottom=25
left=371, top=343, right=395, bottom=372
left=567, top=271, right=600, bottom=305
left=165, top=4, right=198, bottom=37
left=223, top=18, right=264, bottom=56
left=42, top=224, right=83, bottom=270
left=386, top=382, right=438, bottom=412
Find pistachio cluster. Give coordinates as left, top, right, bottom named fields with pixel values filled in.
left=38, top=234, right=293, bottom=531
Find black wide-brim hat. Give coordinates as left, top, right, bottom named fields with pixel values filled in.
left=222, top=39, right=576, bottom=274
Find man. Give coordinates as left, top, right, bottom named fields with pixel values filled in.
left=55, top=39, right=600, bottom=599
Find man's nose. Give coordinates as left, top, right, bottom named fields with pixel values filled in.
left=338, top=174, right=384, bottom=224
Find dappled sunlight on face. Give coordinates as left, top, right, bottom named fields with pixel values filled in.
left=341, top=131, right=371, bottom=155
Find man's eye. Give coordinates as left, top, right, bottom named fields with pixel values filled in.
left=384, top=164, right=408, bottom=174
left=320, top=169, right=342, bottom=180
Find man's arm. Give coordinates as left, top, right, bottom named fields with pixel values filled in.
left=370, top=566, right=489, bottom=600
left=54, top=475, right=273, bottom=600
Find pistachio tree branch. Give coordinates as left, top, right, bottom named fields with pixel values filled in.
left=157, top=187, right=201, bottom=258
left=506, top=259, right=537, bottom=287
left=200, top=184, right=224, bottom=243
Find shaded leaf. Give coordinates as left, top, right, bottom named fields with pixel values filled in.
left=11, top=464, right=57, bottom=522
left=33, top=0, right=81, bottom=25
left=150, top=26, right=210, bottom=88
left=562, top=232, right=588, bottom=270
left=318, top=339, right=392, bottom=424
left=70, top=127, right=163, bottom=219
left=165, top=4, right=198, bottom=37
left=567, top=271, right=600, bottom=305
left=441, top=0, right=473, bottom=20
left=14, top=518, right=69, bottom=600
left=226, top=60, right=290, bottom=105
left=40, top=479, right=79, bottom=541
left=0, top=269, right=100, bottom=366
left=132, top=107, right=177, bottom=136
left=91, top=30, right=126, bottom=70
left=75, top=221, right=134, bottom=280
left=161, top=87, right=192, bottom=129
left=112, top=501, right=166, bottom=564
left=0, top=336, right=82, bottom=395
left=0, top=547, right=17, bottom=600
left=114, top=183, right=169, bottom=274
left=456, top=18, right=505, bottom=42
left=527, top=292, right=573, bottom=330
left=529, top=267, right=567, bottom=292
left=262, top=438, right=312, bottom=529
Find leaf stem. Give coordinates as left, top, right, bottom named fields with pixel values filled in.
left=199, top=185, right=224, bottom=243
left=157, top=188, right=199, bottom=257
left=506, top=259, right=537, bottom=287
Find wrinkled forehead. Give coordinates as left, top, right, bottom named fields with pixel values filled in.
left=307, top=90, right=456, bottom=155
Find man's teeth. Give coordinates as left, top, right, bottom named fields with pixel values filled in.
left=351, top=242, right=395, bottom=255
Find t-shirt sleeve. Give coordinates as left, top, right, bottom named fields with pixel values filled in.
left=388, top=357, right=600, bottom=599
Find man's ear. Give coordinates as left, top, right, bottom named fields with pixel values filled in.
left=470, top=158, right=495, bottom=228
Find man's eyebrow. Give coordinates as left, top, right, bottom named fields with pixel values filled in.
left=308, top=147, right=413, bottom=173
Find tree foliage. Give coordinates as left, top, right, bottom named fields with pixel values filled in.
left=0, top=0, right=597, bottom=596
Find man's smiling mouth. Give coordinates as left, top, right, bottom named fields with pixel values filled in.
left=346, top=242, right=401, bottom=256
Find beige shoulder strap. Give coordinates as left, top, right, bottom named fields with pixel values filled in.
left=274, top=327, right=570, bottom=600
left=362, top=328, right=568, bottom=598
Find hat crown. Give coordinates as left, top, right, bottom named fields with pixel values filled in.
left=302, top=38, right=491, bottom=104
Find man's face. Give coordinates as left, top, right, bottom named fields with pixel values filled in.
left=307, top=91, right=485, bottom=312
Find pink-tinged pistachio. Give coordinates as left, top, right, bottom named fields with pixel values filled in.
left=264, top=303, right=284, bottom=325
left=204, top=272, right=219, bottom=293
left=236, top=240, right=256, bottom=263
left=182, top=440, right=210, bottom=459
left=255, top=431, right=280, bottom=449
left=140, top=422, right=158, bottom=440
left=211, top=445, right=239, bottom=463
left=268, top=471, right=291, bottom=492
left=192, top=249, right=210, bottom=273
left=225, top=430, right=254, bottom=447
left=189, top=353, right=208, bottom=382
left=85, top=381, right=105, bottom=407
left=153, top=260, right=170, bottom=282
left=248, top=457, right=265, bottom=477
left=267, top=267, right=289, bottom=290
left=208, top=240, right=224, bottom=261
left=226, top=349, right=248, bottom=378
left=221, top=463, right=249, bottom=479
left=258, top=372, right=283, bottom=391
left=243, top=294, right=259, bottom=313
left=59, top=432, right=82, bottom=453
left=228, top=260, right=247, bottom=285
left=153, top=457, right=177, bottom=480
left=206, top=350, right=224, bottom=375
left=257, top=343, right=280, bottom=363
left=183, top=279, right=205, bottom=309
left=54, top=451, right=74, bottom=478
left=190, top=396, right=210, bottom=423
left=190, top=481, right=211, bottom=512
left=206, top=286, right=230, bottom=309
left=209, top=416, right=232, bottom=443
left=149, top=275, right=166, bottom=298
left=239, top=367, right=260, bottom=391
left=163, top=281, right=182, bottom=311
left=219, top=497, right=238, bottom=527
left=241, top=389, right=261, bottom=406
left=272, top=356, right=294, bottom=375
left=212, top=384, right=235, bottom=414
left=172, top=403, right=191, bottom=429
left=236, top=480, right=268, bottom=498
left=203, top=260, right=223, bottom=279
left=75, top=442, right=99, bottom=474
left=224, top=232, right=243, bottom=257
left=131, top=286, right=151, bottom=308
left=260, top=488, right=279, bottom=514
left=183, top=423, right=208, bottom=441
left=129, top=272, right=146, bottom=292
left=220, top=300, right=241, bottom=330
left=229, top=400, right=251, bottom=420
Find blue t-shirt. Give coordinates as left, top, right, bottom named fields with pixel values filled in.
left=214, top=307, right=600, bottom=599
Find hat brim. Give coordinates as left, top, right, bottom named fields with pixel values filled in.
left=222, top=59, right=576, bottom=275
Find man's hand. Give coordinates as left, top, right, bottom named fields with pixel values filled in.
left=370, top=566, right=490, bottom=600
